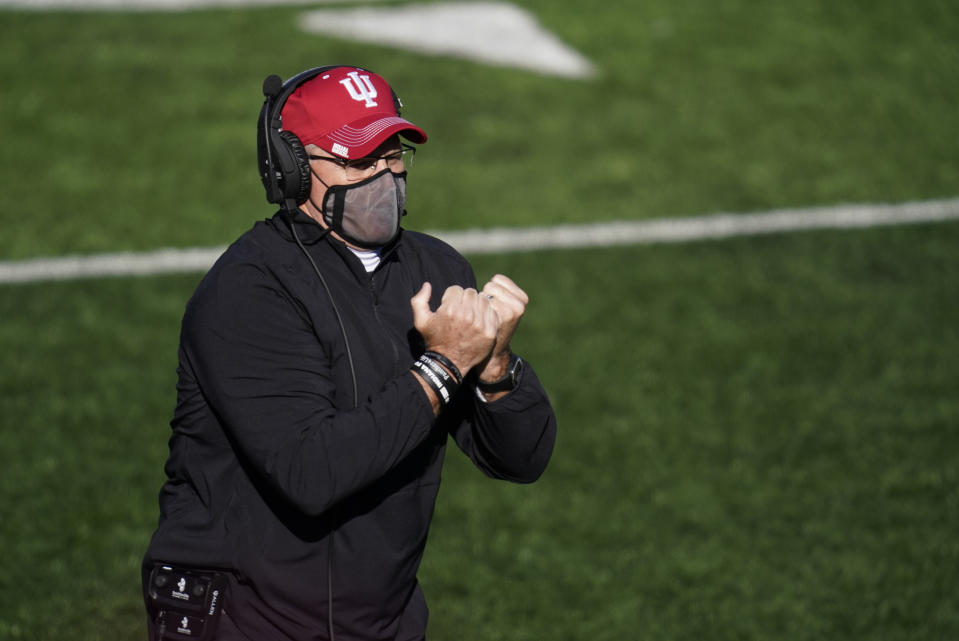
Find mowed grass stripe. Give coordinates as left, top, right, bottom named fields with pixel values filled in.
left=2, top=197, right=958, bottom=284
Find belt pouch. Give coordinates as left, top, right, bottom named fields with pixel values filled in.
left=147, top=564, right=226, bottom=641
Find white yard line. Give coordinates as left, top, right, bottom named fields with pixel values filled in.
left=439, top=197, right=959, bottom=253
left=2, top=198, right=958, bottom=284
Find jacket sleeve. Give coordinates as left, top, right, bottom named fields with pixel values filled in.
left=448, top=363, right=557, bottom=483
left=414, top=233, right=557, bottom=483
left=181, top=259, right=436, bottom=517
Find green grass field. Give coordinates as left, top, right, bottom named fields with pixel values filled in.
left=2, top=1, right=958, bottom=639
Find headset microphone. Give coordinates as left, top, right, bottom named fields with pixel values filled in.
left=262, top=74, right=283, bottom=99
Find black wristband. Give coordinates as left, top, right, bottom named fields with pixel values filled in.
left=419, top=354, right=454, bottom=388
left=423, top=350, right=463, bottom=385
left=411, top=355, right=460, bottom=406
left=412, top=359, right=450, bottom=405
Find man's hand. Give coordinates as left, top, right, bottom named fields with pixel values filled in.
left=477, top=274, right=529, bottom=383
left=410, top=282, right=500, bottom=376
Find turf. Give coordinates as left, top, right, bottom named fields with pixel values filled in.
left=427, top=222, right=959, bottom=640
left=1, top=0, right=958, bottom=639
left=2, top=223, right=958, bottom=640
left=1, top=1, right=958, bottom=259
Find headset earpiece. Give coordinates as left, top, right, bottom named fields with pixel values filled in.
left=256, top=125, right=313, bottom=205
left=278, top=130, right=313, bottom=204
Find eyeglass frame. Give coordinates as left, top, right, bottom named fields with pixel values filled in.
left=308, top=143, right=416, bottom=181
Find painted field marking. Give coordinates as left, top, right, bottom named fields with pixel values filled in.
left=1, top=1, right=595, bottom=78
left=1, top=198, right=957, bottom=284
left=440, top=197, right=959, bottom=253
left=298, top=2, right=596, bottom=78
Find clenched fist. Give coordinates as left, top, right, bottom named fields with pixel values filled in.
left=476, top=274, right=529, bottom=384
left=410, top=282, right=500, bottom=376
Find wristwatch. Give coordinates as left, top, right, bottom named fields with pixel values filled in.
left=476, top=354, right=524, bottom=393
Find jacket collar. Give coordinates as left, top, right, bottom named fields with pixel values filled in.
left=273, top=208, right=327, bottom=244
left=271, top=208, right=405, bottom=277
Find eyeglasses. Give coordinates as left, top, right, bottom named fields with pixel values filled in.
left=308, top=143, right=416, bottom=181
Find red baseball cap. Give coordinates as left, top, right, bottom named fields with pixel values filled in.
left=280, top=66, right=427, bottom=159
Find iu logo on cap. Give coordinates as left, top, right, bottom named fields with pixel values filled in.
left=340, top=71, right=378, bottom=108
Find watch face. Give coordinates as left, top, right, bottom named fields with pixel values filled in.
left=508, top=355, right=524, bottom=385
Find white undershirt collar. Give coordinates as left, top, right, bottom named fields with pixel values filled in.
left=348, top=246, right=382, bottom=273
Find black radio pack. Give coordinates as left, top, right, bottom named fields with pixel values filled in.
left=147, top=564, right=226, bottom=641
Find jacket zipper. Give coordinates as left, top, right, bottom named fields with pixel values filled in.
left=369, top=273, right=402, bottom=373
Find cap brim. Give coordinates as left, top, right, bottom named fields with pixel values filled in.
left=313, top=114, right=427, bottom=159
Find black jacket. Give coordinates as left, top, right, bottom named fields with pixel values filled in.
left=143, top=211, right=557, bottom=641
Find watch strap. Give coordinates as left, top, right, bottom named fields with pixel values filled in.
left=476, top=354, right=524, bottom=393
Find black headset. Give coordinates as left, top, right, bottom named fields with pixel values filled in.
left=256, top=66, right=404, bottom=208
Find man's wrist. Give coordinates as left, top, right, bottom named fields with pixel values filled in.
left=423, top=350, right=464, bottom=385
left=477, top=353, right=524, bottom=393
left=411, top=353, right=461, bottom=409
left=478, top=350, right=511, bottom=383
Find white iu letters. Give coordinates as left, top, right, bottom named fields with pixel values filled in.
left=340, top=71, right=378, bottom=108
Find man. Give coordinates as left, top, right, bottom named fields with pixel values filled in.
left=142, top=65, right=557, bottom=641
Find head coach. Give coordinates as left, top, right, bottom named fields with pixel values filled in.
left=141, top=65, right=557, bottom=641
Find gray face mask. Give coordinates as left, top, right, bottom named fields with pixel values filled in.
left=316, top=169, right=407, bottom=249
